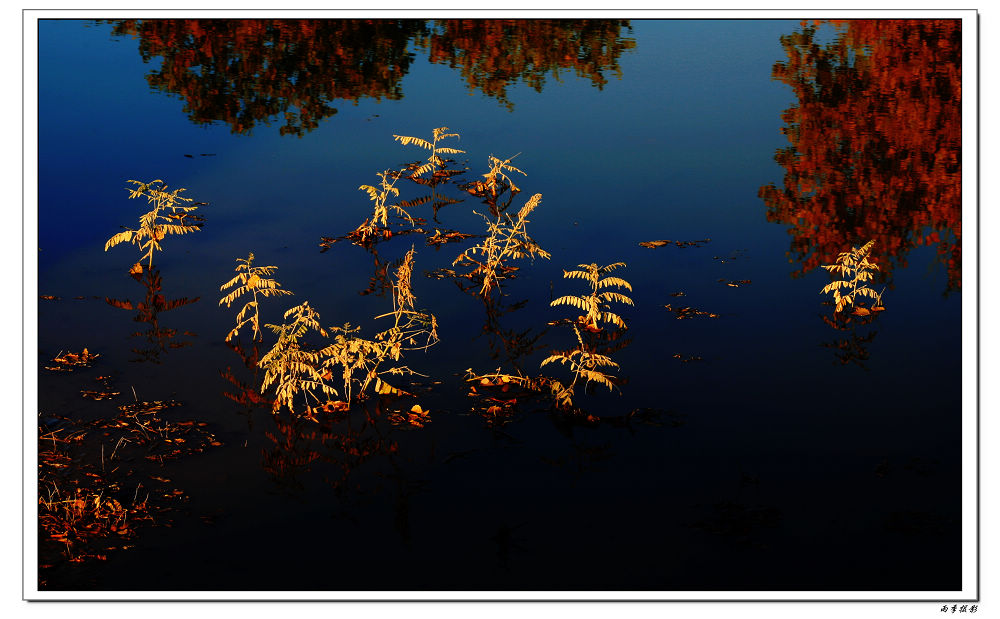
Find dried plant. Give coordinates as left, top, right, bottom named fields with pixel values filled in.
left=354, top=170, right=415, bottom=243
left=393, top=126, right=465, bottom=178
left=259, top=248, right=439, bottom=415
left=463, top=367, right=569, bottom=419
left=104, top=179, right=203, bottom=270
left=820, top=240, right=885, bottom=314
left=453, top=193, right=551, bottom=295
left=259, top=301, right=340, bottom=416
left=551, top=262, right=633, bottom=331
left=540, top=323, right=621, bottom=408
left=481, top=153, right=526, bottom=197
left=461, top=153, right=526, bottom=216
left=38, top=484, right=131, bottom=561
left=219, top=252, right=294, bottom=342
left=320, top=246, right=439, bottom=401
left=541, top=262, right=634, bottom=409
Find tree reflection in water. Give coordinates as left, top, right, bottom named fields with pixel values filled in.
left=106, top=19, right=635, bottom=136
left=759, top=20, right=961, bottom=293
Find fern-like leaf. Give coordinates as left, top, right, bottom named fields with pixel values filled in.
left=551, top=295, right=589, bottom=310
left=104, top=230, right=135, bottom=251
left=597, top=276, right=632, bottom=291
left=393, top=135, right=433, bottom=149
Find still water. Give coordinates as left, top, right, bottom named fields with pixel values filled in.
left=36, top=19, right=962, bottom=592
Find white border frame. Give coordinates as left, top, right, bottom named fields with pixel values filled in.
left=21, top=8, right=979, bottom=603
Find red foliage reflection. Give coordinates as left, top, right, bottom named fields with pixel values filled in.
left=759, top=20, right=961, bottom=292
left=106, top=19, right=634, bottom=136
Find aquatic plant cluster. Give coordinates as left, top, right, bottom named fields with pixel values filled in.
left=104, top=127, right=885, bottom=423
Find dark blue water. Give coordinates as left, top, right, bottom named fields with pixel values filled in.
left=35, top=19, right=962, bottom=592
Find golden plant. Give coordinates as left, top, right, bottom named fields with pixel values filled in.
left=551, top=262, right=634, bottom=330
left=258, top=248, right=439, bottom=415
left=463, top=367, right=571, bottom=415
left=320, top=246, right=439, bottom=401
left=540, top=324, right=621, bottom=408
left=820, top=240, right=885, bottom=314
left=393, top=126, right=466, bottom=178
left=539, top=262, right=634, bottom=409
left=481, top=153, right=526, bottom=197
left=104, top=179, right=202, bottom=269
left=452, top=193, right=551, bottom=295
left=219, top=252, right=294, bottom=342
left=461, top=153, right=527, bottom=216
left=354, top=170, right=415, bottom=242
left=259, top=301, right=340, bottom=416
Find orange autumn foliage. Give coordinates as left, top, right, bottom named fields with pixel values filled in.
left=759, top=20, right=961, bottom=292
left=108, top=19, right=424, bottom=136
left=106, top=19, right=634, bottom=135
left=416, top=19, right=635, bottom=109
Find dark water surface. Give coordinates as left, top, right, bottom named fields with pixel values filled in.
left=36, top=19, right=962, bottom=592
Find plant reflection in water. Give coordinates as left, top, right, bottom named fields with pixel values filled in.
left=105, top=267, right=199, bottom=364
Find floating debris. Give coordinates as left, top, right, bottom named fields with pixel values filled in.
left=40, top=295, right=60, bottom=301
left=426, top=229, right=476, bottom=247
left=664, top=304, right=719, bottom=319
left=669, top=291, right=686, bottom=297
left=426, top=268, right=460, bottom=280
left=318, top=236, right=341, bottom=251
left=712, top=249, right=748, bottom=263
left=81, top=390, right=119, bottom=401
left=81, top=375, right=119, bottom=400
left=719, top=279, right=752, bottom=288
left=639, top=238, right=711, bottom=249
left=117, top=399, right=183, bottom=416
left=37, top=399, right=220, bottom=575
left=672, top=353, right=704, bottom=363
left=388, top=405, right=431, bottom=429
left=45, top=349, right=100, bottom=371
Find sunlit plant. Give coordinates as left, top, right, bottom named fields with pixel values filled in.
left=819, top=240, right=885, bottom=314
left=393, top=126, right=466, bottom=178
left=258, top=248, right=439, bottom=416
left=259, top=301, right=340, bottom=416
left=540, top=330, right=621, bottom=410
left=321, top=246, right=439, bottom=401
left=541, top=262, right=634, bottom=409
left=461, top=153, right=527, bottom=216
left=481, top=153, right=525, bottom=197
left=353, top=170, right=415, bottom=242
left=453, top=193, right=551, bottom=295
left=104, top=179, right=202, bottom=270
left=551, top=262, right=634, bottom=331
left=219, top=252, right=294, bottom=342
